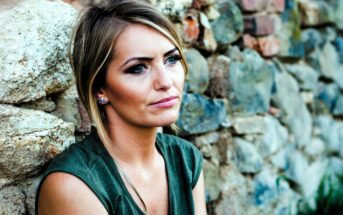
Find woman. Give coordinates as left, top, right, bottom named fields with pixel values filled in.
left=36, top=0, right=207, bottom=214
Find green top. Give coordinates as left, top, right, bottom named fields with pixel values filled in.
left=35, top=129, right=203, bottom=215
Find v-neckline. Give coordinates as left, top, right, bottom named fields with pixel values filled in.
left=96, top=133, right=173, bottom=215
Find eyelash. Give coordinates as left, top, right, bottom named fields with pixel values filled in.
left=125, top=54, right=182, bottom=75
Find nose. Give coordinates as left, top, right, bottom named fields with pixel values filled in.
left=153, top=63, right=172, bottom=91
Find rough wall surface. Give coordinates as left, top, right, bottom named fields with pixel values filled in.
left=0, top=0, right=342, bottom=214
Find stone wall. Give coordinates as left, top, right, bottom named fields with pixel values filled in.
left=0, top=0, right=342, bottom=214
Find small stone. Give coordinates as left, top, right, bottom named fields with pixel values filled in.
left=206, top=55, right=230, bottom=98
left=301, top=28, right=324, bottom=53
left=152, top=0, right=192, bottom=17
left=0, top=185, right=25, bottom=215
left=243, top=34, right=280, bottom=57
left=191, top=0, right=216, bottom=9
left=299, top=0, right=334, bottom=26
left=284, top=61, right=319, bottom=91
left=18, top=97, right=56, bottom=112
left=203, top=4, right=220, bottom=21
left=176, top=93, right=226, bottom=135
left=304, top=137, right=325, bottom=157
left=266, top=0, right=285, bottom=12
left=333, top=36, right=343, bottom=64
left=233, top=138, right=263, bottom=173
left=210, top=0, right=243, bottom=48
left=197, top=12, right=217, bottom=52
left=333, top=93, right=343, bottom=116
left=232, top=115, right=266, bottom=135
left=244, top=15, right=275, bottom=36
left=284, top=150, right=309, bottom=185
left=327, top=157, right=343, bottom=177
left=21, top=177, right=41, bottom=215
left=314, top=82, right=340, bottom=114
left=181, top=10, right=200, bottom=44
left=237, top=0, right=268, bottom=12
left=184, top=48, right=210, bottom=94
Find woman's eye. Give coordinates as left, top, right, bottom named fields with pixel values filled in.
left=165, top=55, right=181, bottom=65
left=126, top=64, right=147, bottom=74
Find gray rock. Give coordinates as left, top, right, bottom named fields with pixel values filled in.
left=333, top=36, right=343, bottom=63
left=301, top=28, right=324, bottom=53
left=210, top=0, right=243, bottom=48
left=329, top=0, right=343, bottom=30
left=314, top=82, right=340, bottom=114
left=0, top=104, right=75, bottom=182
left=284, top=150, right=309, bottom=185
left=333, top=93, right=343, bottom=116
left=0, top=0, right=77, bottom=104
left=301, top=159, right=327, bottom=198
left=284, top=62, right=319, bottom=91
left=21, top=177, right=41, bottom=215
left=304, top=137, right=325, bottom=157
left=206, top=55, right=231, bottom=98
left=327, top=157, right=343, bottom=177
left=233, top=138, right=263, bottom=173
left=0, top=185, right=25, bottom=215
left=226, top=48, right=274, bottom=116
left=257, top=115, right=288, bottom=158
left=18, top=97, right=56, bottom=112
left=232, top=115, right=266, bottom=135
left=176, top=93, right=226, bottom=135
left=184, top=48, right=209, bottom=94
left=272, top=65, right=312, bottom=148
left=314, top=115, right=343, bottom=154
left=299, top=0, right=334, bottom=26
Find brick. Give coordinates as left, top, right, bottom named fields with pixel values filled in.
left=237, top=0, right=268, bottom=12
left=244, top=15, right=274, bottom=36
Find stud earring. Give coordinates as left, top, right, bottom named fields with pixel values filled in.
left=97, top=97, right=108, bottom=105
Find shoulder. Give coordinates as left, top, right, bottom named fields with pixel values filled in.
left=37, top=172, right=108, bottom=215
left=157, top=133, right=203, bottom=188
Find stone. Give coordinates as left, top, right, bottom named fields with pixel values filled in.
left=243, top=34, right=281, bottom=57
left=184, top=48, right=210, bottom=94
left=275, top=0, right=305, bottom=58
left=206, top=55, right=230, bottom=98
left=271, top=64, right=312, bottom=148
left=237, top=0, right=268, bottom=12
left=18, top=97, right=56, bottom=112
left=327, top=157, right=343, bottom=177
left=226, top=47, right=274, bottom=116
left=196, top=12, right=217, bottom=52
left=0, top=185, right=25, bottom=215
left=176, top=93, right=226, bottom=135
left=210, top=0, right=243, bottom=49
left=284, top=61, right=319, bottom=91
left=257, top=115, right=288, bottom=158
left=232, top=138, right=263, bottom=173
left=0, top=0, right=77, bottom=104
left=284, top=150, right=309, bottom=186
left=0, top=104, right=75, bottom=183
left=301, top=159, right=328, bottom=198
left=191, top=0, right=216, bottom=9
left=299, top=0, right=334, bottom=26
left=314, top=115, right=343, bottom=154
left=244, top=15, right=275, bottom=36
left=152, top=0, right=192, bottom=17
left=333, top=36, right=343, bottom=64
left=232, top=115, right=266, bottom=135
left=267, top=0, right=285, bottom=13
left=203, top=4, right=220, bottom=21
left=301, top=28, right=324, bottom=54
left=181, top=10, right=200, bottom=44
left=333, top=93, right=343, bottom=116
left=314, top=82, right=340, bottom=114
left=304, top=137, right=325, bottom=157
left=21, top=177, right=41, bottom=215
left=52, top=85, right=92, bottom=133
left=329, top=0, right=343, bottom=30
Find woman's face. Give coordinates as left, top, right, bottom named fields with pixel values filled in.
left=99, top=24, right=185, bottom=128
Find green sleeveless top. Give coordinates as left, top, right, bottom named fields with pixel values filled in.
left=35, top=130, right=203, bottom=215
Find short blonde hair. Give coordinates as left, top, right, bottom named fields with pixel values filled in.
left=69, top=0, right=188, bottom=146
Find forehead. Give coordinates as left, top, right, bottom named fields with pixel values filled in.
left=113, top=24, right=176, bottom=59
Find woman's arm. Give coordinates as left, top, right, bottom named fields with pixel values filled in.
left=37, top=172, right=108, bottom=215
left=192, top=170, right=207, bottom=215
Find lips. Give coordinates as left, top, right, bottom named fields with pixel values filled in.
left=149, top=96, right=178, bottom=108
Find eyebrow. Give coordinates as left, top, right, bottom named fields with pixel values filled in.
left=120, top=47, right=179, bottom=68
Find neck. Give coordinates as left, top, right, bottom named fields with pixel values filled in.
left=104, top=119, right=159, bottom=168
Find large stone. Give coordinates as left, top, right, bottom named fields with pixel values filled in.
left=256, top=115, right=288, bottom=158
left=304, top=137, right=325, bottom=157
left=0, top=104, right=75, bottom=184
left=299, top=0, right=334, bottom=26
left=0, top=185, right=25, bottom=215
left=210, top=0, right=243, bottom=49
left=232, top=115, right=266, bottom=135
left=236, top=0, right=268, bottom=12
left=243, top=34, right=281, bottom=57
left=271, top=64, right=312, bottom=148
left=232, top=138, right=263, bottom=173
left=0, top=0, right=77, bottom=104
left=184, top=48, right=209, bottom=94
left=301, top=28, right=324, bottom=54
left=244, top=15, right=275, bottom=36
left=226, top=47, right=273, bottom=116
left=329, top=0, right=343, bottom=30
left=314, top=115, right=343, bottom=154
left=197, top=12, right=217, bottom=52
left=176, top=93, right=226, bottom=135
left=206, top=55, right=230, bottom=98
left=284, top=61, right=319, bottom=91
left=314, top=82, right=340, bottom=114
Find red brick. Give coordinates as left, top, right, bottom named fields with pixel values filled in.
left=244, top=15, right=275, bottom=36
left=238, top=0, right=268, bottom=12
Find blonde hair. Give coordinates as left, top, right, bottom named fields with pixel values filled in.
left=69, top=0, right=188, bottom=147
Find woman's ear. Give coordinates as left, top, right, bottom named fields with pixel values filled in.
left=95, top=88, right=109, bottom=105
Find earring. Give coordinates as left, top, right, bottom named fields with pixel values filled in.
left=97, top=97, right=108, bottom=105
